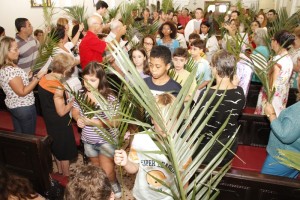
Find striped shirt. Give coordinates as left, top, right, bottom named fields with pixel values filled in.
left=15, top=34, right=39, bottom=73
left=73, top=94, right=119, bottom=144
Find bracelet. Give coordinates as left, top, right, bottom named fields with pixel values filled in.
left=266, top=113, right=276, bottom=118
left=33, top=74, right=40, bottom=81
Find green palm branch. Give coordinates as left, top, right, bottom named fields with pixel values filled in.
left=108, top=6, right=120, bottom=21
left=161, top=0, right=174, bottom=13
left=266, top=8, right=300, bottom=54
left=119, top=1, right=136, bottom=27
left=228, top=8, right=300, bottom=103
left=108, top=40, right=237, bottom=199
left=31, top=2, right=58, bottom=72
left=42, top=0, right=56, bottom=28
left=277, top=149, right=300, bottom=171
left=63, top=3, right=88, bottom=30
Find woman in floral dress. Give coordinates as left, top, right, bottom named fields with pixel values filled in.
left=255, top=30, right=294, bottom=116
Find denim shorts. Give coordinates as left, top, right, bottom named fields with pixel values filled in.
left=83, top=141, right=115, bottom=158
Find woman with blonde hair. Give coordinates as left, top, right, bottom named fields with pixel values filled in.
left=56, top=17, right=84, bottom=48
left=0, top=36, right=46, bottom=134
left=38, top=53, right=77, bottom=176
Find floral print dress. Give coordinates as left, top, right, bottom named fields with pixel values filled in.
left=254, top=54, right=293, bottom=116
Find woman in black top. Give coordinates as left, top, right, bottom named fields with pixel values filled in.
left=194, top=50, right=245, bottom=166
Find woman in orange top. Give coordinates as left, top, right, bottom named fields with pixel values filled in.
left=38, top=53, right=77, bottom=176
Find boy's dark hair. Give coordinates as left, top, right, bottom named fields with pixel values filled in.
left=34, top=29, right=43, bottom=37
left=150, top=46, right=171, bottom=65
left=273, top=30, right=295, bottom=49
left=15, top=18, right=28, bottom=32
left=268, top=9, right=276, bottom=15
left=158, top=21, right=177, bottom=39
left=158, top=9, right=165, bottom=15
left=189, top=33, right=200, bottom=40
left=195, top=8, right=203, bottom=12
left=96, top=0, right=108, bottom=10
left=173, top=47, right=188, bottom=58
left=231, top=10, right=240, bottom=16
left=201, top=21, right=211, bottom=28
left=191, top=39, right=206, bottom=52
left=0, top=26, right=5, bottom=35
left=167, top=9, right=173, bottom=15
left=183, top=8, right=189, bottom=12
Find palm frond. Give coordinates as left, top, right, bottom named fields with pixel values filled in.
left=277, top=149, right=300, bottom=171
left=42, top=0, right=56, bottom=28
left=108, top=6, right=120, bottom=21
left=31, top=23, right=59, bottom=72
left=161, top=0, right=174, bottom=13
left=119, top=1, right=135, bottom=27
left=108, top=40, right=236, bottom=199
left=63, top=3, right=88, bottom=29
left=66, top=86, right=99, bottom=119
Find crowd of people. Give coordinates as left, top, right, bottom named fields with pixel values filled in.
left=0, top=0, right=300, bottom=199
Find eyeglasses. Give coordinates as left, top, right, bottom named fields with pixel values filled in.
left=144, top=42, right=153, bottom=46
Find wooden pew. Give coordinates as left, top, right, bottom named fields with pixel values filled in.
left=213, top=111, right=300, bottom=199
left=0, top=130, right=52, bottom=195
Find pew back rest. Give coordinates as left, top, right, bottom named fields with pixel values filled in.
left=217, top=168, right=300, bottom=200
left=0, top=131, right=52, bottom=194
left=238, top=113, right=271, bottom=147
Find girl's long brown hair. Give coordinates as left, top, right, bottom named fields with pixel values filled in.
left=82, top=62, right=112, bottom=98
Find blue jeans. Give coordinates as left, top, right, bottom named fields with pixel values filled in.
left=261, top=154, right=299, bottom=178
left=83, top=141, right=115, bottom=158
left=9, top=104, right=37, bottom=135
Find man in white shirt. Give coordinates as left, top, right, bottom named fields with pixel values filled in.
left=94, top=0, right=108, bottom=20
left=184, top=8, right=204, bottom=41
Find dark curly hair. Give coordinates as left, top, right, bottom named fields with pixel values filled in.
left=150, top=45, right=172, bottom=65
left=158, top=21, right=177, bottom=39
left=64, top=165, right=112, bottom=200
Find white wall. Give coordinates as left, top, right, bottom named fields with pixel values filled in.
left=0, top=0, right=124, bottom=37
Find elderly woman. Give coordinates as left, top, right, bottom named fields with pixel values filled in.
left=255, top=30, right=294, bottom=116
left=261, top=78, right=300, bottom=178
left=38, top=53, right=77, bottom=176
left=0, top=36, right=46, bottom=134
left=251, top=28, right=271, bottom=83
left=193, top=50, right=245, bottom=166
